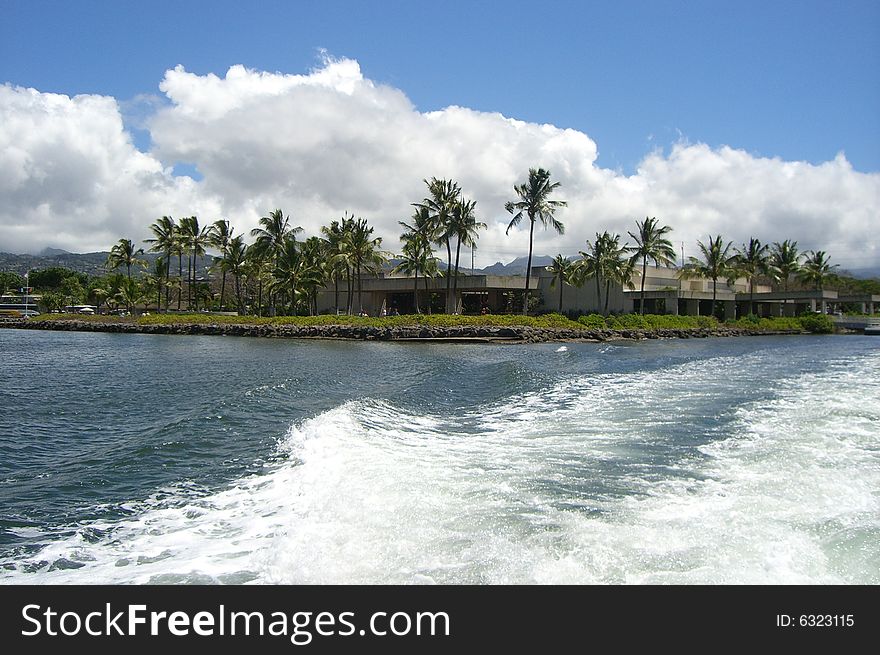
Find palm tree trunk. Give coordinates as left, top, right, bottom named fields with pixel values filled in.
left=604, top=280, right=611, bottom=315
left=291, top=277, right=297, bottom=317
left=414, top=269, right=420, bottom=315
left=334, top=275, right=339, bottom=314
left=712, top=278, right=717, bottom=319
left=445, top=239, right=452, bottom=313
left=424, top=274, right=431, bottom=315
left=219, top=270, right=227, bottom=311
left=453, top=237, right=462, bottom=313
left=558, top=276, right=563, bottom=313
left=523, top=217, right=535, bottom=315
left=596, top=273, right=602, bottom=315
left=164, top=255, right=170, bottom=312
left=750, top=280, right=755, bottom=316
left=177, top=253, right=183, bottom=310
left=640, top=257, right=647, bottom=315
left=357, top=262, right=363, bottom=314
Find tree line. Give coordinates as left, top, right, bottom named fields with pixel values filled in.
left=2, top=166, right=863, bottom=317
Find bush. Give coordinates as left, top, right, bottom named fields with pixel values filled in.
left=798, top=313, right=835, bottom=334
left=577, top=314, right=607, bottom=329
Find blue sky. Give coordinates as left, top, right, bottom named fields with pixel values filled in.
left=3, top=0, right=878, bottom=173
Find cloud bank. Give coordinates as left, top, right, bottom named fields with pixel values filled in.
left=1, top=57, right=877, bottom=271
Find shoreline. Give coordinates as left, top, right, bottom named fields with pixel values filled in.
left=0, top=318, right=805, bottom=343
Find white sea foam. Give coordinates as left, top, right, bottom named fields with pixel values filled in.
left=3, top=348, right=877, bottom=584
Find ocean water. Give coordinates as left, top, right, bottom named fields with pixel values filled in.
left=0, top=329, right=877, bottom=584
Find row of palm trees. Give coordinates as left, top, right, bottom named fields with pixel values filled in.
left=100, top=164, right=839, bottom=318
left=543, top=217, right=839, bottom=316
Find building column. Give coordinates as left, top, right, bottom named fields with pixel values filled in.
left=667, top=296, right=679, bottom=315
left=869, top=301, right=875, bottom=315
left=820, top=299, right=827, bottom=314
left=810, top=298, right=817, bottom=312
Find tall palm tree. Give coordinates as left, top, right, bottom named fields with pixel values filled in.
left=171, top=223, right=186, bottom=310
left=733, top=237, right=770, bottom=316
left=799, top=250, right=838, bottom=291
left=209, top=219, right=234, bottom=310
left=681, top=235, right=736, bottom=318
left=300, top=236, right=329, bottom=316
left=449, top=197, right=485, bottom=313
left=273, top=236, right=306, bottom=315
left=106, top=238, right=145, bottom=282
left=769, top=240, right=801, bottom=292
left=321, top=218, right=348, bottom=315
left=577, top=232, right=628, bottom=315
left=604, top=247, right=637, bottom=315
left=221, top=234, right=247, bottom=314
left=250, top=209, right=302, bottom=315
left=398, top=206, right=435, bottom=314
left=144, top=215, right=177, bottom=312
left=546, top=254, right=575, bottom=313
left=243, top=245, right=273, bottom=317
left=627, top=217, right=675, bottom=315
left=179, top=216, right=211, bottom=310
left=348, top=217, right=387, bottom=314
left=505, top=167, right=567, bottom=315
left=416, top=178, right=461, bottom=313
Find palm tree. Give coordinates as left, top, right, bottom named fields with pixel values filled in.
left=580, top=232, right=633, bottom=316
left=395, top=231, right=440, bottom=315
left=604, top=247, right=637, bottom=315
left=348, top=217, right=387, bottom=314
left=733, top=237, right=770, bottom=316
left=627, top=217, right=676, bottom=315
left=115, top=277, right=143, bottom=314
left=398, top=206, right=435, bottom=314
left=769, top=240, right=801, bottom=292
left=321, top=218, right=348, bottom=314
left=273, top=236, right=306, bottom=315
left=209, top=219, right=234, bottom=310
left=546, top=254, right=575, bottom=313
left=449, top=197, right=485, bottom=312
left=146, top=257, right=168, bottom=312
left=681, top=235, right=736, bottom=318
left=505, top=167, right=567, bottom=315
left=144, top=215, right=177, bottom=312
left=250, top=209, right=302, bottom=315
left=416, top=178, right=461, bottom=313
left=106, top=238, right=145, bottom=282
left=179, top=216, right=211, bottom=310
left=799, top=250, right=838, bottom=291
left=221, top=234, right=247, bottom=314
left=243, top=246, right=272, bottom=317
left=300, top=237, right=329, bottom=316
left=171, top=223, right=186, bottom=310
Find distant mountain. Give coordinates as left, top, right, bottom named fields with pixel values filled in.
left=844, top=267, right=880, bottom=280
left=0, top=250, right=214, bottom=278
left=477, top=255, right=555, bottom=276
left=38, top=247, right=71, bottom=257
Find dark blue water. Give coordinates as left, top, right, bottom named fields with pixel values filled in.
left=0, top=329, right=877, bottom=583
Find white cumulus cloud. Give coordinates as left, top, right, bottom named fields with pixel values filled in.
left=1, top=56, right=877, bottom=273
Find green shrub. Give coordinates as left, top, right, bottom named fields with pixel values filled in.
left=798, top=313, right=835, bottom=334
left=577, top=314, right=607, bottom=329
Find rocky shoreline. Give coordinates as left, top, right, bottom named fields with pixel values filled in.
left=0, top=318, right=804, bottom=343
